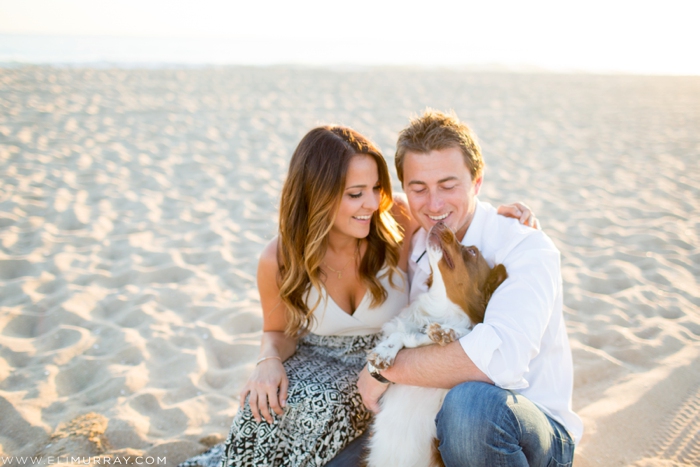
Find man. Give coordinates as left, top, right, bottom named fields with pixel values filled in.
left=344, top=110, right=582, bottom=466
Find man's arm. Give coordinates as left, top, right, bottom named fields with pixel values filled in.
left=359, top=232, right=561, bottom=410
left=383, top=340, right=492, bottom=388
left=358, top=340, right=492, bottom=413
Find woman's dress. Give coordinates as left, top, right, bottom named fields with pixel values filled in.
left=179, top=270, right=408, bottom=467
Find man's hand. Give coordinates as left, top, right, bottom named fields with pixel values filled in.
left=358, top=364, right=390, bottom=414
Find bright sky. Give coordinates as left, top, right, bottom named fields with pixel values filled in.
left=1, top=0, right=699, bottom=74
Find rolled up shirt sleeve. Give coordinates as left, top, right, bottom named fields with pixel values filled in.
left=459, top=243, right=561, bottom=389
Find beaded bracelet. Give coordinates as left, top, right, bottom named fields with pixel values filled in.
left=256, top=356, right=282, bottom=366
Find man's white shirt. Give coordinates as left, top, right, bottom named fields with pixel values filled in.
left=409, top=199, right=583, bottom=444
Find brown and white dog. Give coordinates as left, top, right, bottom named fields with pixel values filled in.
left=366, top=221, right=508, bottom=467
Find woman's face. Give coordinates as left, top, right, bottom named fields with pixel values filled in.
left=330, top=154, right=381, bottom=241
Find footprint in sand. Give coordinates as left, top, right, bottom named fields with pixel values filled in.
left=641, top=385, right=700, bottom=466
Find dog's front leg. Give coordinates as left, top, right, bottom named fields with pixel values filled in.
left=427, top=323, right=461, bottom=346
left=401, top=330, right=435, bottom=349
left=368, top=328, right=437, bottom=370
left=368, top=332, right=407, bottom=370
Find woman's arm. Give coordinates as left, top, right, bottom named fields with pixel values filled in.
left=239, top=237, right=298, bottom=423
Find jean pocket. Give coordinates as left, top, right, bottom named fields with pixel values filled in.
left=547, top=435, right=574, bottom=467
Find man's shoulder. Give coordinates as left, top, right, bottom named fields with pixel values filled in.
left=478, top=202, right=558, bottom=260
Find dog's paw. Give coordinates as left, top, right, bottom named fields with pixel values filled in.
left=367, top=350, right=394, bottom=370
left=427, top=323, right=457, bottom=346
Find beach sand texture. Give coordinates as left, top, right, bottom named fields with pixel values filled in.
left=0, top=67, right=698, bottom=466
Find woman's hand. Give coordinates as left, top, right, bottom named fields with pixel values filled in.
left=240, top=358, right=289, bottom=424
left=497, top=202, right=540, bottom=229
left=392, top=192, right=420, bottom=232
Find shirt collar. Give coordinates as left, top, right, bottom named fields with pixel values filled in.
left=410, top=227, right=430, bottom=274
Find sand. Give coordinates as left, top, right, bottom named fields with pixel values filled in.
left=0, top=66, right=698, bottom=466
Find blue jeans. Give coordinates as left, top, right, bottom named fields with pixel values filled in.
left=436, top=382, right=575, bottom=467
left=327, top=382, right=574, bottom=467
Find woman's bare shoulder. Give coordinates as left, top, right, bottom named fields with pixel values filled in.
left=259, top=236, right=281, bottom=269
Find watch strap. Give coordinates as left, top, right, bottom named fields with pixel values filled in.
left=367, top=362, right=391, bottom=384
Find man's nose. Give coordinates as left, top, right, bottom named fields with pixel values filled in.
left=428, top=191, right=444, bottom=212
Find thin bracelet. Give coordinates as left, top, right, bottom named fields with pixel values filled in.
left=256, top=356, right=282, bottom=366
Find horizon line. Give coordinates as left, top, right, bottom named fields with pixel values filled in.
left=1, top=34, right=699, bottom=77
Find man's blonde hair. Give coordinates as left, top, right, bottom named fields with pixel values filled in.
left=395, top=109, right=484, bottom=184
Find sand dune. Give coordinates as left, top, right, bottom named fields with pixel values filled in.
left=0, top=67, right=698, bottom=466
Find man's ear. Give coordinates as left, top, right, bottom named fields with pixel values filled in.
left=474, top=176, right=483, bottom=195
left=484, top=264, right=508, bottom=301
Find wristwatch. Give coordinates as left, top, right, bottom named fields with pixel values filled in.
left=367, top=361, right=392, bottom=384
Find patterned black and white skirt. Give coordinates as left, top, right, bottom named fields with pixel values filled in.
left=179, top=333, right=379, bottom=467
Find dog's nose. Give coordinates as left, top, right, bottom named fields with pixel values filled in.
left=431, top=221, right=447, bottom=232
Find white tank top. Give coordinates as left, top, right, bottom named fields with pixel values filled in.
left=307, top=269, right=409, bottom=336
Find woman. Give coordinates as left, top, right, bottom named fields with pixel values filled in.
left=180, top=126, right=536, bottom=467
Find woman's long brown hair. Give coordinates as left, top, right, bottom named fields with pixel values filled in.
left=277, top=126, right=403, bottom=337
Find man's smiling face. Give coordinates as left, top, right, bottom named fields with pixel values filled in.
left=403, top=146, right=482, bottom=241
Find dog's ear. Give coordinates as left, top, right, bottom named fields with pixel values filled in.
left=483, top=264, right=508, bottom=302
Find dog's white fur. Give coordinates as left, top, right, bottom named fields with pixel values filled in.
left=366, top=244, right=475, bottom=467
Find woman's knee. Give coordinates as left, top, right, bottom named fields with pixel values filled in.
left=301, top=383, right=352, bottom=414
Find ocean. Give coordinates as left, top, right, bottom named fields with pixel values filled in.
left=0, top=34, right=580, bottom=71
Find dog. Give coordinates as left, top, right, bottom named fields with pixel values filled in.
left=366, top=221, right=508, bottom=467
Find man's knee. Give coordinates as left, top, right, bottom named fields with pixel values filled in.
left=438, top=381, right=513, bottom=429
left=436, top=382, right=517, bottom=457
